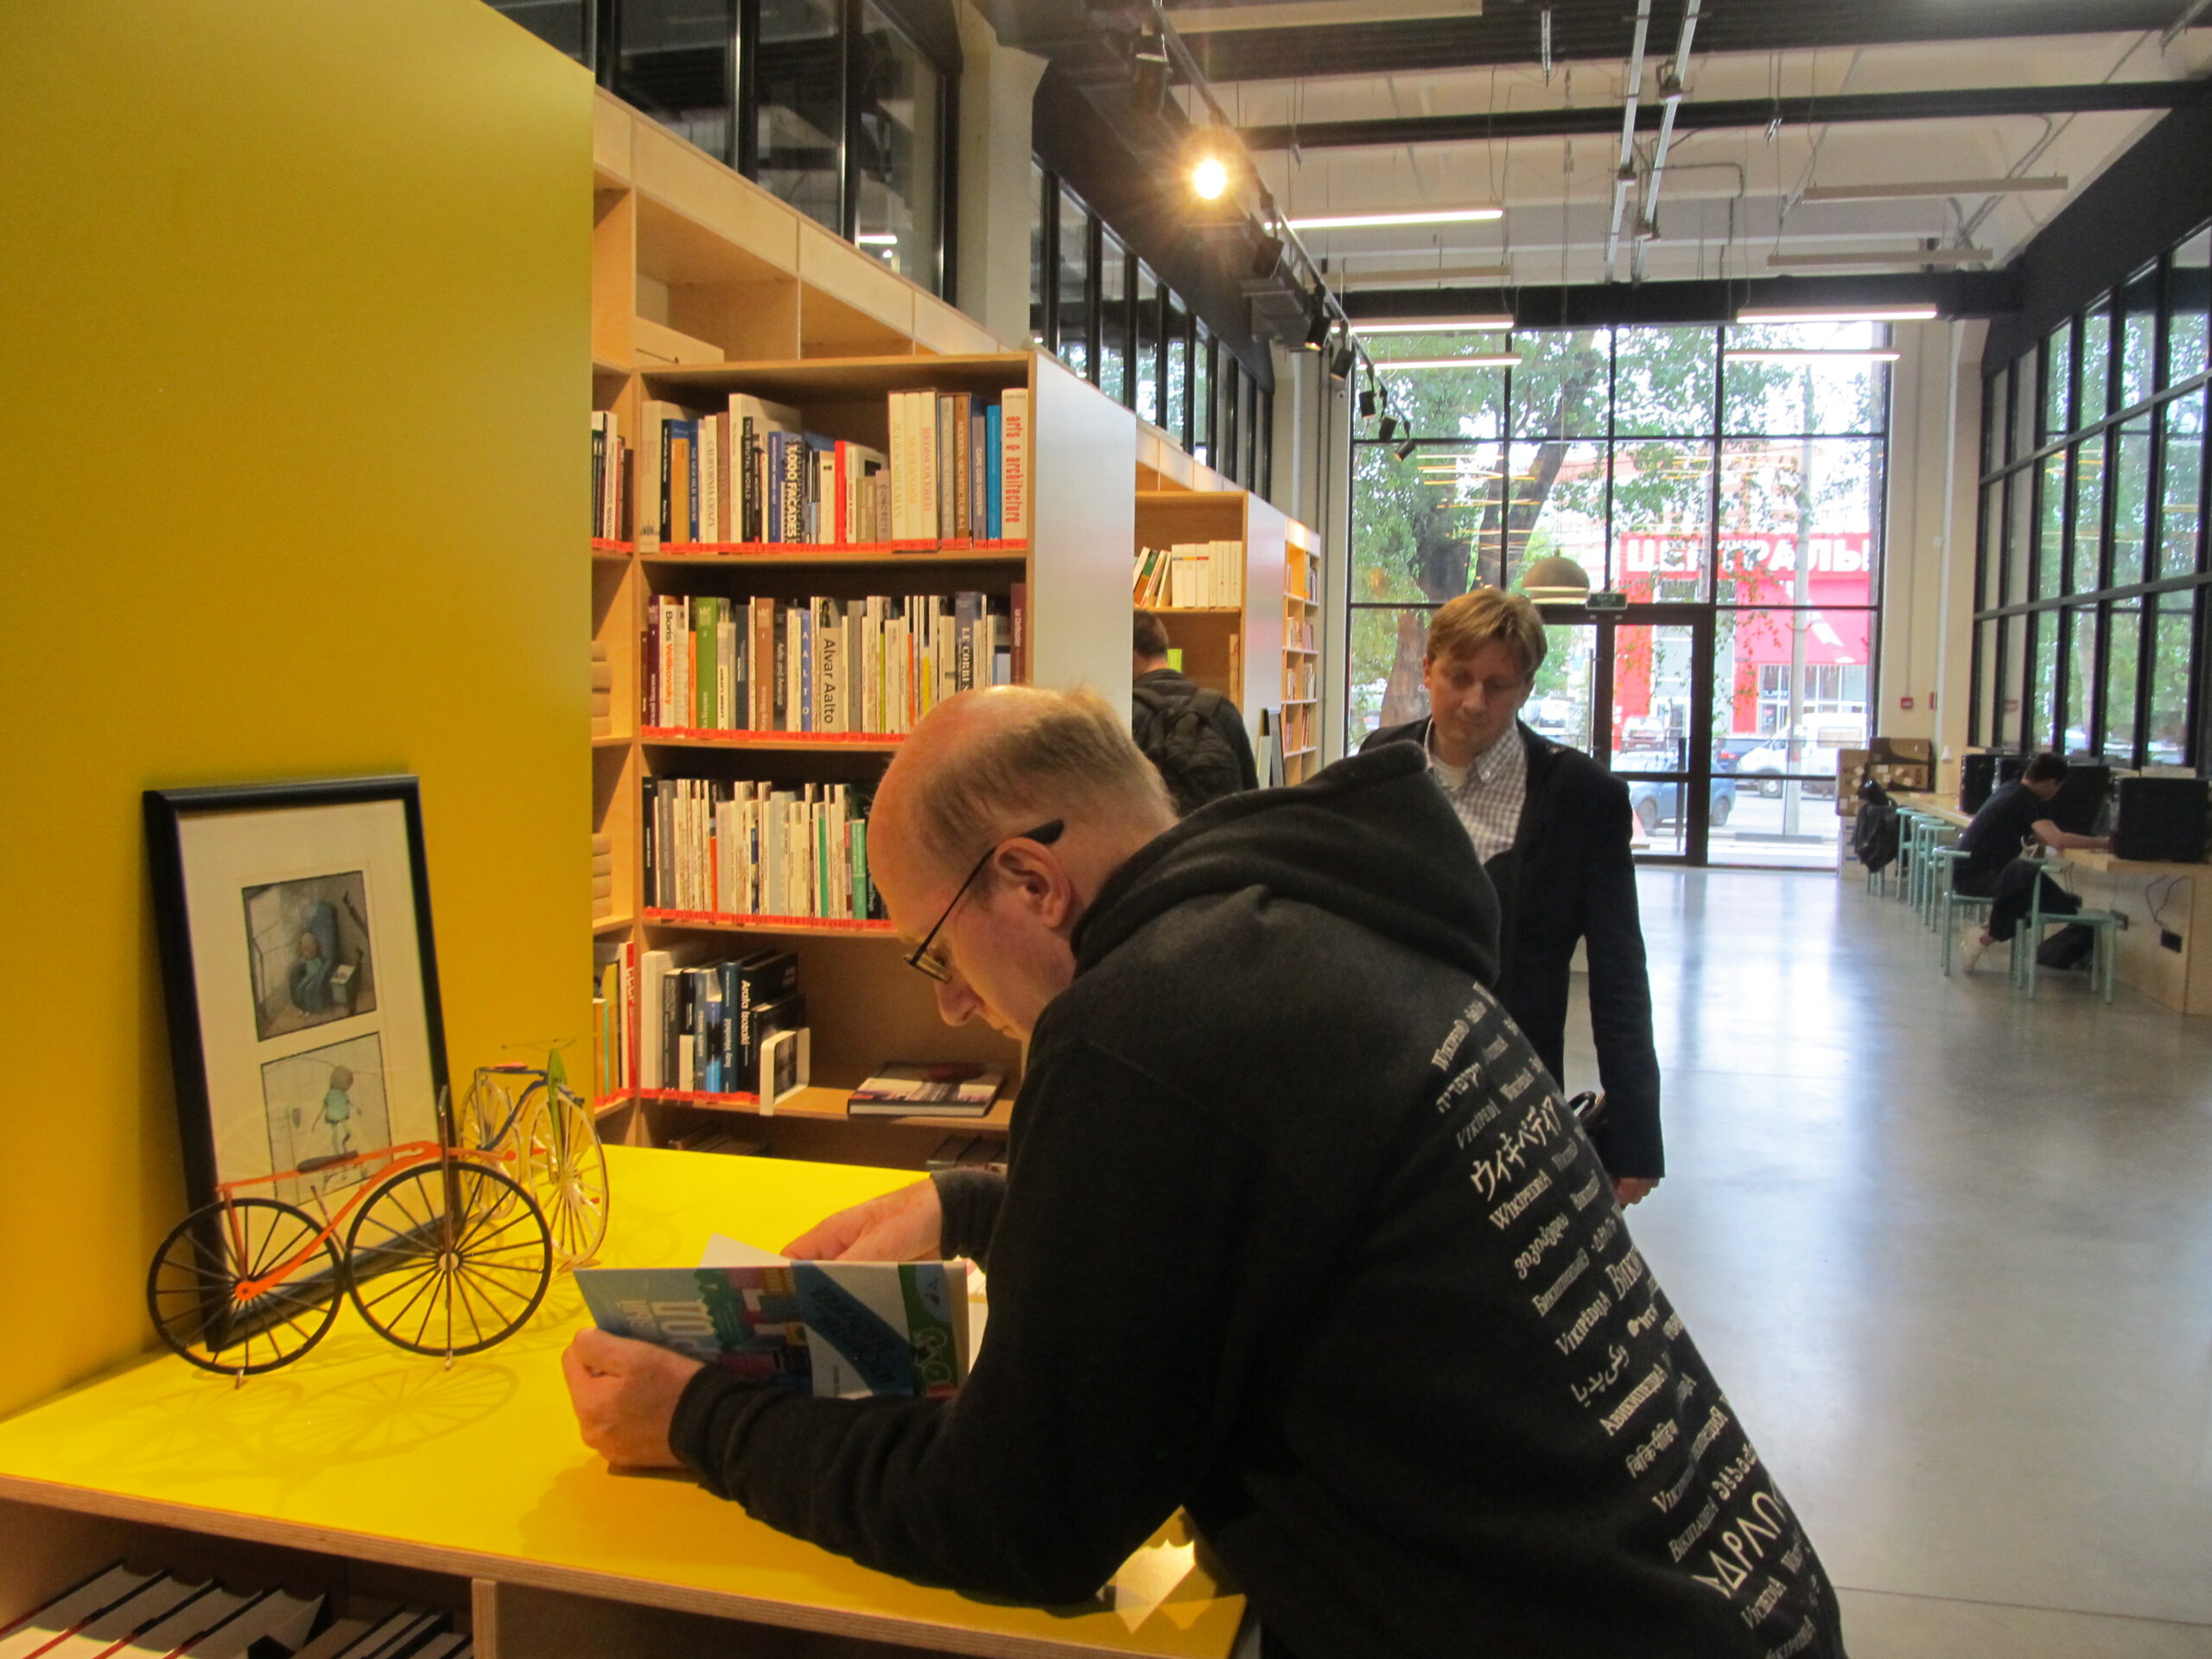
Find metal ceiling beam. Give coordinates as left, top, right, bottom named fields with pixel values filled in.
left=1242, top=79, right=2208, bottom=152
left=1340, top=271, right=2024, bottom=327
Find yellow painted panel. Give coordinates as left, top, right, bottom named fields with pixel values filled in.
left=0, top=0, right=589, bottom=1418
left=0, top=1150, right=1244, bottom=1658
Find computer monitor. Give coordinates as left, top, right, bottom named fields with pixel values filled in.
left=2049, top=764, right=2111, bottom=835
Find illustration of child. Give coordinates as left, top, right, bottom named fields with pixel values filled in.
left=322, top=1065, right=356, bottom=1157
left=289, top=898, right=341, bottom=1013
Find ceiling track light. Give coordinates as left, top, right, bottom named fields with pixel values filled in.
left=1357, top=386, right=1376, bottom=419
left=1376, top=413, right=1401, bottom=442
left=1303, top=307, right=1333, bottom=350
left=1394, top=437, right=1420, bottom=461
left=1249, top=226, right=1287, bottom=281
left=1330, top=338, right=1359, bottom=379
left=1128, top=32, right=1171, bottom=116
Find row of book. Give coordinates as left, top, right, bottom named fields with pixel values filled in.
left=643, top=590, right=1021, bottom=735
left=1134, top=541, right=1243, bottom=609
left=590, top=940, right=807, bottom=1100
left=0, top=1562, right=466, bottom=1659
left=624, top=388, right=1031, bottom=550
left=643, top=777, right=879, bottom=923
left=590, top=831, right=613, bottom=921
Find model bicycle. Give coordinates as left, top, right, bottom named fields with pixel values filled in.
left=461, top=1050, right=609, bottom=1268
left=146, top=1090, right=554, bottom=1376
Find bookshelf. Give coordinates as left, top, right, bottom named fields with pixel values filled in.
left=1281, top=518, right=1323, bottom=783
left=587, top=93, right=1137, bottom=1166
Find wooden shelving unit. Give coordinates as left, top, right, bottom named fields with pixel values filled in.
left=1281, top=519, right=1323, bottom=783
left=588, top=92, right=1136, bottom=1166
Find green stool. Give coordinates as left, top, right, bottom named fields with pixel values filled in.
left=1918, top=826, right=1961, bottom=927
left=2011, top=868, right=2120, bottom=1003
left=1892, top=810, right=1928, bottom=906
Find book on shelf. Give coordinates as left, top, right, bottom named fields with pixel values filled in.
left=643, top=777, right=878, bottom=922
left=589, top=410, right=628, bottom=541
left=577, top=1243, right=969, bottom=1399
left=632, top=946, right=798, bottom=1095
left=847, top=1061, right=1006, bottom=1117
left=639, top=385, right=1028, bottom=550
left=643, top=591, right=1014, bottom=737
left=592, top=936, right=635, bottom=1096
left=1134, top=540, right=1242, bottom=609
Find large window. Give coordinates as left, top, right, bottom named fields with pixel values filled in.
left=1973, top=220, right=2212, bottom=767
left=486, top=0, right=951, bottom=295
left=1349, top=324, right=1889, bottom=866
left=1031, top=164, right=1271, bottom=492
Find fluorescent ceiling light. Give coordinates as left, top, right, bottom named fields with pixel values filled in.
left=1357, top=315, right=1515, bottom=334
left=1726, top=349, right=1901, bottom=363
left=1287, top=207, right=1503, bottom=231
left=1802, top=176, right=2067, bottom=202
left=855, top=232, right=899, bottom=245
left=1737, top=305, right=1936, bottom=324
left=1339, top=264, right=1513, bottom=289
left=1377, top=354, right=1523, bottom=369
left=1766, top=249, right=1991, bottom=269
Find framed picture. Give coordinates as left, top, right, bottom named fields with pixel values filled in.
left=145, top=777, right=448, bottom=1213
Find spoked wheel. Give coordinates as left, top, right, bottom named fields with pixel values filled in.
left=462, top=1068, right=527, bottom=1155
left=344, top=1161, right=552, bottom=1357
left=147, top=1198, right=344, bottom=1375
left=520, top=1083, right=609, bottom=1268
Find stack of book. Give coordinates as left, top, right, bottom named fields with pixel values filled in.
left=637, top=388, right=1029, bottom=550
left=0, top=1562, right=340, bottom=1658
left=1134, top=541, right=1242, bottom=608
left=589, top=410, right=627, bottom=542
left=643, top=590, right=1021, bottom=736
left=590, top=831, right=614, bottom=921
left=591, top=937, right=632, bottom=1101
left=642, top=778, right=877, bottom=923
left=590, top=641, right=613, bottom=735
left=633, top=945, right=801, bottom=1097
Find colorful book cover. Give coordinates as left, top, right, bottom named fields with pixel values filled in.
left=576, top=1262, right=968, bottom=1399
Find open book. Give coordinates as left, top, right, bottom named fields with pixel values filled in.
left=575, top=1236, right=968, bottom=1400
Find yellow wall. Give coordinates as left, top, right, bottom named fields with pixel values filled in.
left=0, top=2, right=588, bottom=1415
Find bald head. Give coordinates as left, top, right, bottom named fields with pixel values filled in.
left=874, top=686, right=1175, bottom=891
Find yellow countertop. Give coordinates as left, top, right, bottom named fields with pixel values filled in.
left=0, top=1148, right=1243, bottom=1659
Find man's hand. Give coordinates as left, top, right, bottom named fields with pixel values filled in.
left=1613, top=1177, right=1659, bottom=1207
left=563, top=1328, right=702, bottom=1469
left=782, top=1178, right=943, bottom=1260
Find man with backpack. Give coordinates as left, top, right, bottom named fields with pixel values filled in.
left=1130, top=610, right=1258, bottom=814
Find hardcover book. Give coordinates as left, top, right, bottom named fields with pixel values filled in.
left=577, top=1258, right=969, bottom=1399
left=847, top=1061, right=1006, bottom=1117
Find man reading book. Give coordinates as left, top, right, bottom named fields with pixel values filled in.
left=563, top=686, right=1844, bottom=1659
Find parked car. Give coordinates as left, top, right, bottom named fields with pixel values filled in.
left=1737, top=721, right=1862, bottom=798
left=1627, top=774, right=1737, bottom=836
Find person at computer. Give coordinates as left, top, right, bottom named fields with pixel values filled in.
left=561, top=685, right=1845, bottom=1659
left=1954, top=751, right=2112, bottom=972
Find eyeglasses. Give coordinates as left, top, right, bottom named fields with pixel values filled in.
left=903, top=819, right=1065, bottom=983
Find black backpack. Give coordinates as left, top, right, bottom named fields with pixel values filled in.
left=1853, top=779, right=1899, bottom=874
left=1132, top=683, right=1245, bottom=816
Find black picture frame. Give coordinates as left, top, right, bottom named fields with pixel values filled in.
left=144, top=775, right=448, bottom=1214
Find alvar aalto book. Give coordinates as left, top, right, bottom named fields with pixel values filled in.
left=576, top=1254, right=969, bottom=1400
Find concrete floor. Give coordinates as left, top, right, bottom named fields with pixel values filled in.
left=1580, top=868, right=2212, bottom=1657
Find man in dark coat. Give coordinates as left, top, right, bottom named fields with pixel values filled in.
left=1361, top=590, right=1663, bottom=1200
left=563, top=685, right=1843, bottom=1658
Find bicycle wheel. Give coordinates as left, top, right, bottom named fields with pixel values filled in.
left=147, top=1198, right=343, bottom=1375
left=519, top=1082, right=609, bottom=1268
left=344, top=1161, right=552, bottom=1357
left=462, top=1067, right=527, bottom=1154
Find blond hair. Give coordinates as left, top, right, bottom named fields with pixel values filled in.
left=906, top=687, right=1174, bottom=878
left=1426, top=588, right=1547, bottom=680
